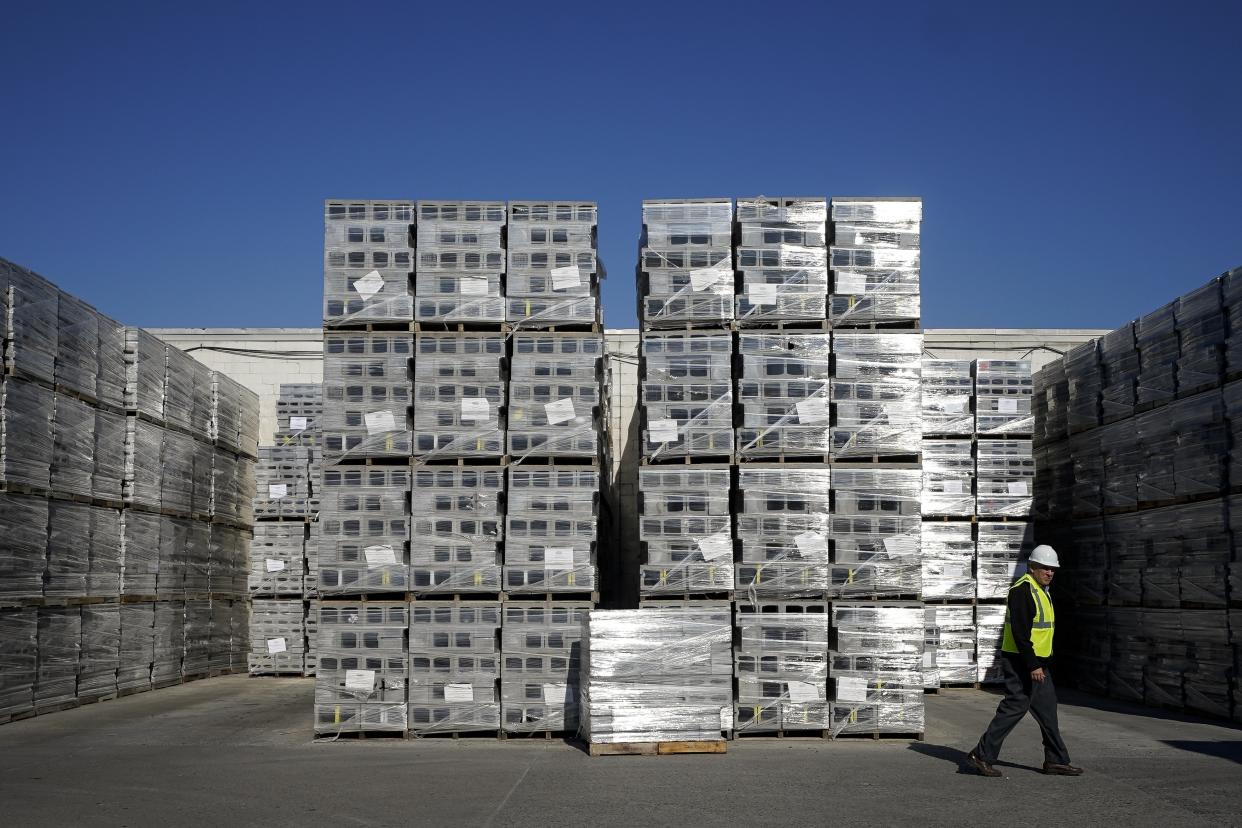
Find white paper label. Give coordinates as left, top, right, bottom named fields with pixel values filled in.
left=835, top=273, right=868, bottom=294
left=461, top=398, right=490, bottom=422
left=836, top=676, right=868, bottom=702
left=345, top=669, right=376, bottom=691
left=352, top=270, right=385, bottom=298
left=364, top=544, right=397, bottom=565
left=794, top=531, right=828, bottom=558
left=883, top=535, right=919, bottom=556
left=697, top=530, right=733, bottom=561
left=941, top=479, right=964, bottom=494
left=943, top=564, right=970, bottom=578
left=747, top=284, right=777, bottom=306
left=444, top=683, right=474, bottom=702
left=268, top=483, right=288, bottom=499
left=998, top=397, right=1019, bottom=413
left=787, top=681, right=821, bottom=703
left=689, top=267, right=723, bottom=291
left=835, top=360, right=858, bottom=379
left=649, top=418, right=680, bottom=443
left=543, top=547, right=576, bottom=568
left=459, top=274, right=490, bottom=295
left=942, top=397, right=969, bottom=413
left=550, top=265, right=581, bottom=290
left=853, top=233, right=866, bottom=246
left=265, top=558, right=285, bottom=573
left=720, top=706, right=732, bottom=730
left=364, top=410, right=397, bottom=435
left=1007, top=481, right=1029, bottom=495
left=290, top=416, right=309, bottom=431
left=266, top=637, right=287, bottom=654
left=795, top=397, right=830, bottom=424
left=543, top=683, right=569, bottom=706
left=544, top=398, right=576, bottom=425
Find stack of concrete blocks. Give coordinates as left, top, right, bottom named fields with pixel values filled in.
left=829, top=602, right=925, bottom=737
left=408, top=602, right=502, bottom=734
left=633, top=198, right=737, bottom=739
left=410, top=466, right=503, bottom=596
left=318, top=200, right=417, bottom=734
left=314, top=601, right=408, bottom=735
left=0, top=258, right=257, bottom=724
left=501, top=601, right=593, bottom=734
left=414, top=200, right=505, bottom=324
left=323, top=200, right=414, bottom=326
left=638, top=199, right=733, bottom=328
left=412, top=331, right=505, bottom=461
left=735, top=196, right=829, bottom=326
left=825, top=194, right=925, bottom=735
left=247, top=384, right=323, bottom=676
left=736, top=333, right=833, bottom=459
left=507, top=332, right=604, bottom=461
left=734, top=600, right=831, bottom=734
left=580, top=607, right=733, bottom=744
left=506, top=201, right=600, bottom=326
left=1036, top=265, right=1241, bottom=723
left=504, top=467, right=600, bottom=597
left=828, top=197, right=921, bottom=327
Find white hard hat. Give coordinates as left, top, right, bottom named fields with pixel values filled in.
left=1028, top=545, right=1060, bottom=569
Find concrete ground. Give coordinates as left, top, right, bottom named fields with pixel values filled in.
left=0, top=677, right=1238, bottom=827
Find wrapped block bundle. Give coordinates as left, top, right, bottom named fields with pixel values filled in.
left=580, top=607, right=732, bottom=744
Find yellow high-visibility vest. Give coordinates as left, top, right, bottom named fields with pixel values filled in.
left=1001, top=572, right=1055, bottom=658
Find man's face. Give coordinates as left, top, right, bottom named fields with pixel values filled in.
left=1030, top=563, right=1056, bottom=587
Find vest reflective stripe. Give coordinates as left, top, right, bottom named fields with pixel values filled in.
left=1000, top=573, right=1055, bottom=658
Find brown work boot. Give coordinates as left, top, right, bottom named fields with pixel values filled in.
left=1042, top=761, right=1085, bottom=776
left=967, top=750, right=1003, bottom=777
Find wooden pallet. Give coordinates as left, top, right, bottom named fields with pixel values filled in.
left=588, top=739, right=727, bottom=756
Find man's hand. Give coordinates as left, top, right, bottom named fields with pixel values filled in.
left=1031, top=667, right=1046, bottom=682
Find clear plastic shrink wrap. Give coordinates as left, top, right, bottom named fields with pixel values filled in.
left=324, top=200, right=414, bottom=326
left=580, top=608, right=732, bottom=743
left=638, top=466, right=734, bottom=596
left=414, top=200, right=505, bottom=324
left=640, top=199, right=734, bottom=327
left=735, top=467, right=831, bottom=597
left=641, top=332, right=733, bottom=460
left=736, top=333, right=831, bottom=458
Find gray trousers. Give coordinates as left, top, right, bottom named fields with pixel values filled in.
left=973, top=655, right=1071, bottom=765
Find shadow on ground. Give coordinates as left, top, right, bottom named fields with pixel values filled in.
left=1162, top=740, right=1242, bottom=764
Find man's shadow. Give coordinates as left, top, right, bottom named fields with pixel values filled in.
left=908, top=743, right=1042, bottom=774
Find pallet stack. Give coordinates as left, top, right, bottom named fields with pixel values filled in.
left=634, top=197, right=737, bottom=741
left=1036, top=265, right=1241, bottom=724
left=317, top=200, right=416, bottom=735
left=1, top=258, right=257, bottom=725
left=825, top=197, right=925, bottom=738
left=919, top=358, right=1037, bottom=690
left=732, top=218, right=834, bottom=697
left=247, top=384, right=322, bottom=676
left=316, top=199, right=604, bottom=739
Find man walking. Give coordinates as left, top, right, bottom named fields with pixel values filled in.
left=967, top=545, right=1084, bottom=777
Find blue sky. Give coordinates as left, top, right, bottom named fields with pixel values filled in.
left=2, top=1, right=1239, bottom=331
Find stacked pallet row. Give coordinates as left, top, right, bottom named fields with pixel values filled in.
left=318, top=199, right=416, bottom=735
left=248, top=384, right=322, bottom=676
left=920, top=359, right=1037, bottom=690
left=632, top=197, right=925, bottom=741
left=826, top=198, right=925, bottom=738
left=1, top=258, right=258, bottom=724
left=635, top=197, right=737, bottom=744
left=316, top=199, right=604, bottom=738
left=1035, top=266, right=1241, bottom=724
left=733, top=198, right=833, bottom=737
